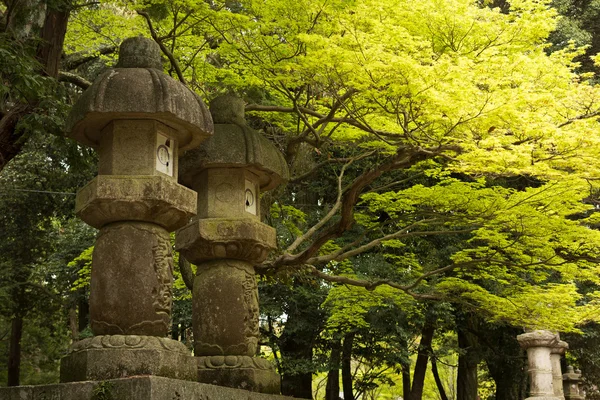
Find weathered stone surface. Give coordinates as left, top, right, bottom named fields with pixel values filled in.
left=98, top=120, right=180, bottom=178
left=76, top=175, right=196, bottom=231
left=68, top=37, right=213, bottom=151
left=90, top=222, right=173, bottom=336
left=190, top=168, right=261, bottom=219
left=179, top=95, right=288, bottom=191
left=551, top=341, right=568, bottom=400
left=563, top=366, right=584, bottom=400
left=68, top=334, right=190, bottom=353
left=193, top=260, right=259, bottom=357
left=0, top=376, right=296, bottom=400
left=197, top=356, right=281, bottom=394
left=517, top=330, right=561, bottom=400
left=60, top=337, right=196, bottom=383
left=176, top=218, right=276, bottom=264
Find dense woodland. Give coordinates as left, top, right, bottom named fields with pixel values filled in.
left=4, top=0, right=600, bottom=398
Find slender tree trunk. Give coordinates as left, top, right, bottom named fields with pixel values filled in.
left=78, top=297, right=89, bottom=333
left=402, top=363, right=411, bottom=400
left=325, top=341, right=341, bottom=400
left=408, top=321, right=435, bottom=400
left=8, top=316, right=23, bottom=386
left=457, top=313, right=479, bottom=400
left=69, top=305, right=78, bottom=340
left=342, top=332, right=355, bottom=400
left=431, top=356, right=449, bottom=400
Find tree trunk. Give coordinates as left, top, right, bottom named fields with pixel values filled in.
left=457, top=313, right=479, bottom=400
left=279, top=337, right=314, bottom=398
left=36, top=8, right=70, bottom=78
left=431, top=355, right=449, bottom=400
left=481, top=324, right=527, bottom=400
left=342, top=332, right=355, bottom=400
left=78, top=297, right=89, bottom=333
left=0, top=1, right=70, bottom=172
left=325, top=342, right=341, bottom=400
left=69, top=305, right=78, bottom=341
left=401, top=363, right=411, bottom=400
left=8, top=316, right=23, bottom=386
left=407, top=320, right=435, bottom=400
left=279, top=311, right=317, bottom=399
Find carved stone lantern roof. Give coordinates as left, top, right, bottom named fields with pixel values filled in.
left=67, top=36, right=213, bottom=151
left=179, top=95, right=289, bottom=191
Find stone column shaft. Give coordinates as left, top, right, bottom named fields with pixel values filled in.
left=550, top=341, right=568, bottom=400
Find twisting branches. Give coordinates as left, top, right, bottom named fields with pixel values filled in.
left=137, top=10, right=186, bottom=84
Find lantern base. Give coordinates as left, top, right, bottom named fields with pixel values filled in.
left=60, top=335, right=196, bottom=383
left=0, top=375, right=293, bottom=400
left=196, top=355, right=280, bottom=394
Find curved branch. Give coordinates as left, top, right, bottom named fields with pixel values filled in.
left=137, top=11, right=186, bottom=84
left=62, top=44, right=117, bottom=71
left=275, top=146, right=440, bottom=266
left=58, top=71, right=91, bottom=89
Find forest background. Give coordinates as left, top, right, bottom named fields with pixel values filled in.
left=4, top=0, right=600, bottom=399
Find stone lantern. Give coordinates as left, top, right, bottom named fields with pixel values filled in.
left=517, top=330, right=561, bottom=400
left=60, top=36, right=213, bottom=383
left=176, top=95, right=288, bottom=394
left=563, top=366, right=585, bottom=400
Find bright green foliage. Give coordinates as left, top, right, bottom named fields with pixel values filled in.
left=69, top=247, right=93, bottom=291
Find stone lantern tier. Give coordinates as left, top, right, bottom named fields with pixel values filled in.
left=67, top=38, right=213, bottom=152
left=563, top=366, right=585, bottom=400
left=517, top=330, right=561, bottom=400
left=61, top=37, right=213, bottom=385
left=175, top=95, right=288, bottom=394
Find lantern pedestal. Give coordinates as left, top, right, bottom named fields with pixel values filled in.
left=0, top=376, right=296, bottom=400
left=59, top=336, right=196, bottom=383
left=197, top=356, right=281, bottom=394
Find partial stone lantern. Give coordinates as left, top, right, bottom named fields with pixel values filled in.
left=517, top=330, right=561, bottom=400
left=563, top=366, right=585, bottom=400
left=551, top=340, right=569, bottom=400
left=60, top=36, right=213, bottom=383
left=176, top=95, right=288, bottom=394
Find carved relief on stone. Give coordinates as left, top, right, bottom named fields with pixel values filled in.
left=90, top=222, right=173, bottom=337
left=197, top=355, right=275, bottom=371
left=175, top=218, right=276, bottom=265
left=68, top=335, right=189, bottom=355
left=193, top=260, right=259, bottom=357
left=152, top=234, right=174, bottom=318
left=242, top=272, right=260, bottom=353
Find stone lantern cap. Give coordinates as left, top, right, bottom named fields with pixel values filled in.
left=551, top=340, right=569, bottom=355
left=67, top=36, right=213, bottom=151
left=178, top=95, right=289, bottom=191
left=517, top=329, right=560, bottom=349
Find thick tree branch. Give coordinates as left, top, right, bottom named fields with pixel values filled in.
left=62, top=44, right=117, bottom=71
left=286, top=156, right=350, bottom=253
left=274, top=146, right=443, bottom=267
left=58, top=71, right=91, bottom=89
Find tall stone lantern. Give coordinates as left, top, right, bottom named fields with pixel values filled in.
left=176, top=95, right=288, bottom=394
left=60, top=37, right=213, bottom=383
